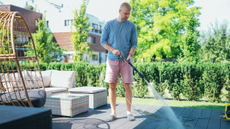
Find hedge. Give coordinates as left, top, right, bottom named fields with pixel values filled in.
left=3, top=61, right=228, bottom=102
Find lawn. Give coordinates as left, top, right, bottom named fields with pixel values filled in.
left=108, top=97, right=227, bottom=110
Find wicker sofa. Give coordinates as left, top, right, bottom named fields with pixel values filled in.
left=40, top=70, right=76, bottom=96
left=42, top=71, right=108, bottom=110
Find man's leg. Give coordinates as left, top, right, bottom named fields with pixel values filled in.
left=104, top=60, right=119, bottom=122
left=124, top=83, right=135, bottom=121
left=124, top=83, right=132, bottom=113
left=109, top=83, right=117, bottom=117
left=120, top=60, right=135, bottom=121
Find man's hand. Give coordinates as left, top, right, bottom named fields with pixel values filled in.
left=112, top=49, right=121, bottom=56
left=126, top=55, right=132, bottom=63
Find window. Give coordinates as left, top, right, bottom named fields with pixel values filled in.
left=92, top=23, right=98, bottom=32
left=46, top=21, right=49, bottom=27
left=91, top=37, right=96, bottom=44
left=64, top=19, right=73, bottom=26
left=35, top=19, right=38, bottom=27
left=92, top=54, right=98, bottom=60
left=99, top=25, right=102, bottom=33
left=87, top=36, right=91, bottom=43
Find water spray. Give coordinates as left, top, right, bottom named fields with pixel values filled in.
left=117, top=51, right=184, bottom=129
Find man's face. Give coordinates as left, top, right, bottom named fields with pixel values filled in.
left=119, top=8, right=131, bottom=21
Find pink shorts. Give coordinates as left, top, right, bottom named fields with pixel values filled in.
left=105, top=60, right=134, bottom=83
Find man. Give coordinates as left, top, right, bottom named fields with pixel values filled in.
left=100, top=2, right=137, bottom=122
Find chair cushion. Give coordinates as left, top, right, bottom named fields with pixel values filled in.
left=41, top=70, right=52, bottom=87
left=44, top=87, right=68, bottom=96
left=0, top=89, right=46, bottom=108
left=25, top=71, right=42, bottom=89
left=27, top=70, right=52, bottom=88
left=50, top=71, right=75, bottom=89
left=69, top=87, right=107, bottom=93
left=1, top=71, right=33, bottom=90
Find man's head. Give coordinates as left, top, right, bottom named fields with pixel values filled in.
left=119, top=2, right=132, bottom=22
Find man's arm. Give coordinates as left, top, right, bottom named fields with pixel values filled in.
left=104, top=43, right=121, bottom=56
left=129, top=48, right=136, bottom=55
left=127, top=47, right=136, bottom=61
left=101, top=23, right=120, bottom=56
left=127, top=24, right=138, bottom=61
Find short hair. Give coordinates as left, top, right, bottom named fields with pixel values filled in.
left=120, top=2, right=132, bottom=11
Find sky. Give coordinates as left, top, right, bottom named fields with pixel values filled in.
left=1, top=0, right=230, bottom=31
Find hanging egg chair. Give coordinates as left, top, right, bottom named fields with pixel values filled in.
left=0, top=11, right=46, bottom=107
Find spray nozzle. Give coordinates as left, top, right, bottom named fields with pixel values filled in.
left=120, top=51, right=144, bottom=79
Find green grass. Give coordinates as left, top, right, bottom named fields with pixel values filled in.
left=108, top=97, right=227, bottom=110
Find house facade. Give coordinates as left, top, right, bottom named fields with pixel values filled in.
left=50, top=13, right=107, bottom=64
left=1, top=1, right=107, bottom=65
left=28, top=0, right=107, bottom=65
left=0, top=4, right=42, bottom=33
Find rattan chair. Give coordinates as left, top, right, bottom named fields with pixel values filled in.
left=0, top=11, right=46, bottom=107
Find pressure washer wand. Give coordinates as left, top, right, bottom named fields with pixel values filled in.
left=120, top=51, right=144, bottom=79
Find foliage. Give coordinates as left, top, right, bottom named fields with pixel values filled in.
left=180, top=62, right=204, bottom=101
left=116, top=76, right=126, bottom=97
left=85, top=64, right=103, bottom=87
left=39, top=61, right=230, bottom=102
left=129, top=0, right=201, bottom=61
left=202, top=63, right=228, bottom=102
left=199, top=21, right=230, bottom=62
left=32, top=12, right=66, bottom=63
left=180, top=3, right=201, bottom=61
left=71, top=0, right=93, bottom=62
left=133, top=63, right=149, bottom=98
left=0, top=26, right=13, bottom=55
left=99, top=64, right=109, bottom=93
left=225, top=72, right=230, bottom=102
left=27, top=5, right=34, bottom=11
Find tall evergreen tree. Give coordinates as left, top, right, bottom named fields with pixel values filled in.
left=200, top=20, right=230, bottom=62
left=32, top=13, right=66, bottom=63
left=71, top=0, right=92, bottom=62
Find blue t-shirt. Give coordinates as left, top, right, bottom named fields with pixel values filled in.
left=100, top=19, right=137, bottom=60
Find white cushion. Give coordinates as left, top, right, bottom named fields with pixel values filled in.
left=44, top=87, right=68, bottom=96
left=69, top=86, right=107, bottom=93
left=41, top=70, right=52, bottom=87
left=50, top=70, right=75, bottom=89
left=28, top=70, right=52, bottom=88
left=1, top=72, right=23, bottom=90
left=1, top=70, right=48, bottom=90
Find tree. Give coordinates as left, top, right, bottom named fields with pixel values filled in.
left=71, top=0, right=92, bottom=62
left=199, top=20, right=230, bottom=62
left=129, top=0, right=201, bottom=61
left=27, top=5, right=34, bottom=11
left=32, top=13, right=66, bottom=63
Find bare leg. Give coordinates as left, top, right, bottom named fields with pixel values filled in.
left=124, top=83, right=132, bottom=113
left=109, top=83, right=117, bottom=117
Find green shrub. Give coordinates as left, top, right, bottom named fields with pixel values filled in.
left=181, top=62, right=204, bottom=101
left=202, top=63, right=228, bottom=102
left=38, top=61, right=230, bottom=102
left=167, top=63, right=183, bottom=100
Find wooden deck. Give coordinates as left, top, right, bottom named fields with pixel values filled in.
left=52, top=103, right=230, bottom=129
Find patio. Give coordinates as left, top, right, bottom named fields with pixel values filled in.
left=52, top=103, right=230, bottom=129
